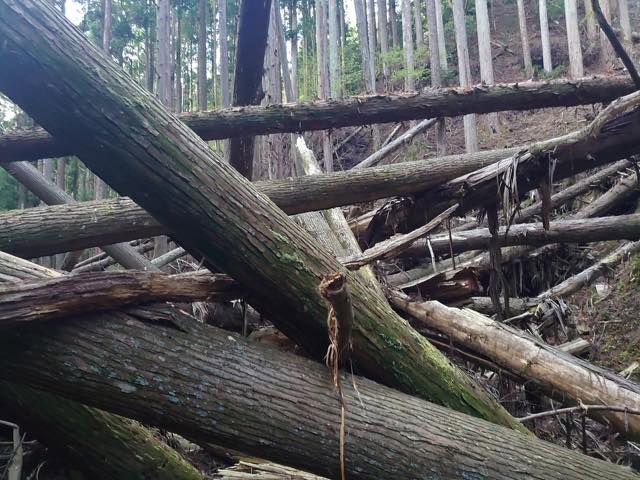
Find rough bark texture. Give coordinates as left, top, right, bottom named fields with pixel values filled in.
left=0, top=0, right=523, bottom=430
left=426, top=0, right=446, bottom=153
left=516, top=0, right=533, bottom=78
left=0, top=270, right=239, bottom=325
left=475, top=0, right=497, bottom=130
left=0, top=76, right=635, bottom=163
left=390, top=291, right=640, bottom=442
left=197, top=0, right=207, bottom=111
left=225, top=0, right=272, bottom=179
left=0, top=383, right=203, bottom=480
left=435, top=0, right=448, bottom=72
left=401, top=0, right=415, bottom=91
left=0, top=310, right=637, bottom=479
left=218, top=0, right=229, bottom=107
left=377, top=0, right=389, bottom=87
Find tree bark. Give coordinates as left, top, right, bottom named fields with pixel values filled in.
left=452, top=0, right=478, bottom=152
left=401, top=213, right=640, bottom=258
left=538, top=0, right=553, bottom=72
left=0, top=383, right=203, bottom=480
left=475, top=0, right=498, bottom=130
left=0, top=0, right=524, bottom=430
left=328, top=0, right=340, bottom=98
left=401, top=0, right=414, bottom=90
left=618, top=0, right=632, bottom=45
left=197, top=0, right=207, bottom=111
left=377, top=0, right=389, bottom=88
left=0, top=252, right=204, bottom=480
left=1, top=161, right=158, bottom=272
left=218, top=0, right=229, bottom=107
left=290, top=0, right=299, bottom=99
left=597, top=0, right=616, bottom=67
left=315, top=0, right=333, bottom=171
left=0, top=270, right=239, bottom=325
left=516, top=0, right=534, bottom=78
left=565, top=0, right=584, bottom=78
left=0, top=75, right=636, bottom=163
left=413, top=0, right=423, bottom=48
left=583, top=0, right=599, bottom=47
left=389, top=0, right=399, bottom=48
left=426, top=0, right=446, bottom=154
left=390, top=291, right=640, bottom=442
left=435, top=0, right=448, bottom=72
left=225, top=0, right=272, bottom=179
left=1, top=307, right=637, bottom=478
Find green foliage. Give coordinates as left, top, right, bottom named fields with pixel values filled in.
left=536, top=64, right=567, bottom=80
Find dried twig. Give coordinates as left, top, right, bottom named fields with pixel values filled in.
left=519, top=404, right=640, bottom=423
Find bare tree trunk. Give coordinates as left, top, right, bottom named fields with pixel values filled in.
left=413, top=0, right=423, bottom=48
left=565, top=0, right=584, bottom=78
left=175, top=10, right=183, bottom=113
left=197, top=0, right=207, bottom=111
left=426, top=0, right=446, bottom=154
left=389, top=0, right=399, bottom=48
left=367, top=0, right=378, bottom=90
left=401, top=0, right=414, bottom=90
left=328, top=0, right=340, bottom=98
left=435, top=0, right=448, bottom=73
left=599, top=0, right=616, bottom=67
left=315, top=0, right=333, bottom=171
left=583, top=0, right=599, bottom=47
left=95, top=0, right=113, bottom=202
left=377, top=0, right=390, bottom=88
left=218, top=0, right=230, bottom=107
left=618, top=0, right=632, bottom=45
left=516, top=0, right=534, bottom=78
left=290, top=0, right=299, bottom=99
left=452, top=0, right=478, bottom=152
left=475, top=0, right=497, bottom=131
left=539, top=0, right=553, bottom=72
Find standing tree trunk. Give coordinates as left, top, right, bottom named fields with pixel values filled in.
left=218, top=0, right=230, bottom=107
left=0, top=0, right=526, bottom=432
left=516, top=0, right=534, bottom=78
left=618, top=0, right=632, bottom=46
left=328, top=0, right=340, bottom=98
left=210, top=0, right=217, bottom=107
left=452, top=0, right=478, bottom=152
left=197, top=0, right=207, bottom=111
left=94, top=0, right=112, bottom=202
left=389, top=0, right=399, bottom=48
left=565, top=0, right=584, bottom=78
left=435, top=0, right=448, bottom=73
left=290, top=0, right=299, bottom=99
left=583, top=0, right=599, bottom=47
left=539, top=0, right=553, bottom=72
left=315, top=0, right=333, bottom=171
left=401, top=0, right=415, bottom=90
left=598, top=0, right=615, bottom=68
left=426, top=0, right=446, bottom=154
left=175, top=10, right=183, bottom=113
left=377, top=0, right=389, bottom=89
left=475, top=0, right=498, bottom=131
left=226, top=0, right=272, bottom=179
left=413, top=0, right=423, bottom=48
left=367, top=0, right=378, bottom=91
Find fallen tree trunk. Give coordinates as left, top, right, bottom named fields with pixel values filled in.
left=368, top=93, right=640, bottom=240
left=0, top=307, right=635, bottom=479
left=0, top=382, right=203, bottom=480
left=0, top=76, right=635, bottom=163
left=389, top=290, right=640, bottom=441
left=0, top=1, right=522, bottom=429
left=0, top=270, right=240, bottom=325
left=0, top=252, right=204, bottom=480
left=401, top=213, right=640, bottom=258
left=2, top=160, right=157, bottom=271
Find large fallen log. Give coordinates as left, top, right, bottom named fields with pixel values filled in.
left=0, top=306, right=636, bottom=479
left=0, top=252, right=204, bottom=480
left=0, top=269, right=239, bottom=325
left=0, top=382, right=203, bottom=480
left=0, top=76, right=634, bottom=163
left=0, top=1, right=522, bottom=430
left=400, top=213, right=640, bottom=258
left=389, top=291, right=640, bottom=441
left=368, top=92, right=640, bottom=240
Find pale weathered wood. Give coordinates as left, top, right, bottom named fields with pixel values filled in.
left=565, top=0, right=584, bottom=78
left=539, top=0, right=553, bottom=72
